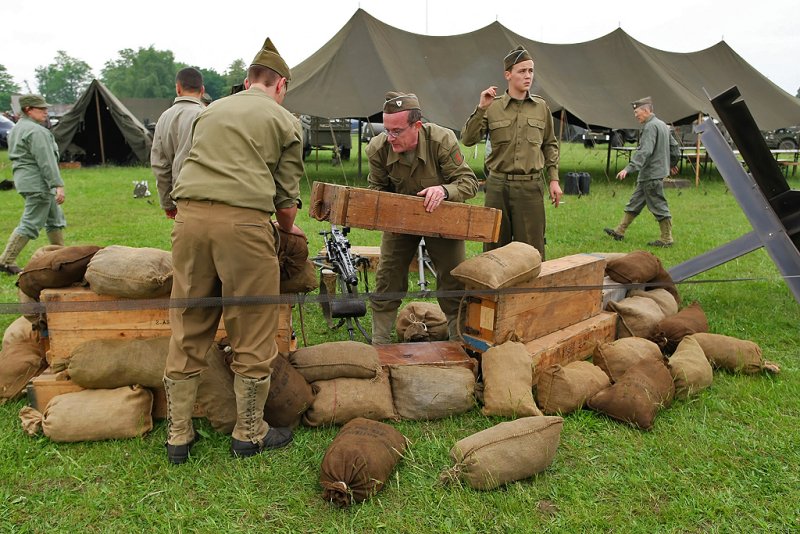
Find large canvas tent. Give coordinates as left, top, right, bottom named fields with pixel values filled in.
left=284, top=9, right=800, bottom=132
left=52, top=80, right=152, bottom=165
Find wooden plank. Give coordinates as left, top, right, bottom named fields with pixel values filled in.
left=525, top=311, right=617, bottom=384
left=376, top=341, right=477, bottom=374
left=310, top=182, right=501, bottom=243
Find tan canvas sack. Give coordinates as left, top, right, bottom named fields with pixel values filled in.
left=536, top=361, right=610, bottom=415
left=3, top=316, right=38, bottom=349
left=302, top=373, right=396, bottom=427
left=265, top=353, right=315, bottom=429
left=17, top=245, right=101, bottom=300
left=196, top=345, right=237, bottom=434
left=85, top=245, right=173, bottom=298
left=450, top=242, right=542, bottom=290
left=0, top=338, right=47, bottom=403
left=607, top=295, right=665, bottom=338
left=593, top=337, right=663, bottom=382
left=280, top=259, right=319, bottom=294
left=389, top=365, right=475, bottom=420
left=628, top=288, right=678, bottom=317
left=395, top=301, right=448, bottom=342
left=649, top=301, right=708, bottom=353
left=67, top=337, right=169, bottom=388
left=288, top=341, right=380, bottom=382
left=440, top=416, right=563, bottom=490
left=691, top=333, right=775, bottom=374
left=606, top=250, right=661, bottom=284
left=481, top=341, right=542, bottom=417
left=668, top=335, right=713, bottom=399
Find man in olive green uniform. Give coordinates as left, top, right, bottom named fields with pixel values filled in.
left=367, top=92, right=478, bottom=344
left=462, top=45, right=561, bottom=259
left=151, top=67, right=205, bottom=219
left=164, top=38, right=304, bottom=464
left=0, top=95, right=66, bottom=276
left=604, top=96, right=676, bottom=247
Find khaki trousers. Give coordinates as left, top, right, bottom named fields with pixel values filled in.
left=483, top=174, right=546, bottom=259
left=166, top=200, right=280, bottom=381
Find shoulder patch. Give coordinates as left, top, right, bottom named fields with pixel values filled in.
left=449, top=147, right=464, bottom=166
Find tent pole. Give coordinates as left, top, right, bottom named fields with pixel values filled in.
left=357, top=120, right=363, bottom=181
left=559, top=109, right=565, bottom=143
left=695, top=112, right=702, bottom=187
left=95, top=91, right=106, bottom=165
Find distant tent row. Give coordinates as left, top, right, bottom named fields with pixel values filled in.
left=284, top=9, right=800, bottom=132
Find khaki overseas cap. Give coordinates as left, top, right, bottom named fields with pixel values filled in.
left=632, top=96, right=653, bottom=109
left=383, top=92, right=420, bottom=114
left=19, top=94, right=51, bottom=108
left=503, top=45, right=532, bottom=71
left=251, top=37, right=291, bottom=81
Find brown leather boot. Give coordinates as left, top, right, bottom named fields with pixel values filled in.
left=604, top=212, right=636, bottom=241
left=648, top=218, right=674, bottom=247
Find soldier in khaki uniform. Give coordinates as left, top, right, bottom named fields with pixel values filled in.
left=164, top=38, right=304, bottom=464
left=367, top=92, right=478, bottom=344
left=462, top=45, right=561, bottom=259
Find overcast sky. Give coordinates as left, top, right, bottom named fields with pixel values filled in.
left=3, top=0, right=798, bottom=97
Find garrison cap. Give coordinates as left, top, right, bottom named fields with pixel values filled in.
left=383, top=92, right=420, bottom=114
left=19, top=94, right=51, bottom=108
left=250, top=37, right=291, bottom=81
left=632, top=96, right=653, bottom=109
left=504, top=45, right=533, bottom=71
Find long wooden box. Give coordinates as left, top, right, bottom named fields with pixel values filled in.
left=462, top=254, right=606, bottom=352
left=310, top=182, right=502, bottom=243
left=526, top=311, right=616, bottom=385
left=41, top=287, right=295, bottom=364
left=376, top=341, right=478, bottom=375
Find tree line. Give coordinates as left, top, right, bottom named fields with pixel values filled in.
left=0, top=46, right=249, bottom=113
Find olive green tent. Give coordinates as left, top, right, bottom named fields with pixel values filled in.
left=52, top=79, right=152, bottom=165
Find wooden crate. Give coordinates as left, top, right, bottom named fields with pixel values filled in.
left=310, top=181, right=502, bottom=243
left=526, top=311, right=616, bottom=384
left=41, top=287, right=295, bottom=364
left=376, top=341, right=478, bottom=375
left=462, top=254, right=606, bottom=351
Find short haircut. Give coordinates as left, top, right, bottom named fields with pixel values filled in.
left=406, top=109, right=423, bottom=124
left=247, top=64, right=281, bottom=87
left=176, top=67, right=203, bottom=92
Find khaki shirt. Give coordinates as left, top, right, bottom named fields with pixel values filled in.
left=624, top=114, right=674, bottom=182
left=173, top=87, right=302, bottom=213
left=462, top=92, right=560, bottom=182
left=366, top=123, right=477, bottom=202
left=8, top=115, right=64, bottom=193
left=151, top=95, right=204, bottom=210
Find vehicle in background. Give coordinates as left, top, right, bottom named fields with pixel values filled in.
left=300, top=116, right=351, bottom=161
left=0, top=114, right=14, bottom=148
left=762, top=126, right=799, bottom=150
left=581, top=129, right=638, bottom=148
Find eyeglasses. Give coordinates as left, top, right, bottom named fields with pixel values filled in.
left=386, top=125, right=412, bottom=138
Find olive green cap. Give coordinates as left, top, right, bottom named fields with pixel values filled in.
left=503, top=45, right=533, bottom=71
left=632, top=96, right=653, bottom=109
left=19, top=94, right=51, bottom=108
left=250, top=37, right=291, bottom=81
left=383, top=92, right=420, bottom=114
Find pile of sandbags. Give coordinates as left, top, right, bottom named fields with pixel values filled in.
left=1, top=317, right=47, bottom=404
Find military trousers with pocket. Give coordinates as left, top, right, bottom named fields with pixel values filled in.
left=624, top=178, right=671, bottom=221
left=483, top=173, right=546, bottom=258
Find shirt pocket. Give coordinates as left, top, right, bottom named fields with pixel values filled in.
left=489, top=119, right=513, bottom=145
left=526, top=117, right=545, bottom=144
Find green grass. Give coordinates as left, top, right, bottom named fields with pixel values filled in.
left=1, top=141, right=799, bottom=532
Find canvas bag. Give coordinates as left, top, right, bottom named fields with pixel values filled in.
left=593, top=336, right=664, bottom=382
left=265, top=353, right=315, bottom=429
left=690, top=333, right=772, bottom=374
left=606, top=296, right=666, bottom=339
left=627, top=288, right=678, bottom=317
left=536, top=361, right=610, bottom=415
left=481, top=341, right=542, bottom=417
left=0, top=338, right=47, bottom=403
left=450, top=241, right=542, bottom=290
left=389, top=365, right=475, bottom=420
left=395, top=301, right=448, bottom=342
left=649, top=301, right=708, bottom=353
left=668, top=335, right=713, bottom=399
left=288, top=341, right=380, bottom=382
left=302, top=373, right=396, bottom=427
left=66, top=336, right=169, bottom=388
left=17, top=245, right=102, bottom=300
left=84, top=245, right=173, bottom=298
left=3, top=316, right=38, bottom=349
left=196, top=344, right=237, bottom=434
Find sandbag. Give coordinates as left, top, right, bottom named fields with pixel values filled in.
left=649, top=301, right=708, bottom=353
left=395, top=301, right=448, bottom=342
left=587, top=356, right=674, bottom=430
left=450, top=242, right=542, bottom=290
left=0, top=338, right=47, bottom=403
left=303, top=373, right=396, bottom=427
left=605, top=250, right=662, bottom=285
left=3, top=316, right=38, bottom=349
left=628, top=288, right=678, bottom=317
left=691, top=333, right=770, bottom=374
left=481, top=341, right=542, bottom=417
left=288, top=341, right=380, bottom=382
left=389, top=365, right=475, bottom=420
left=17, top=245, right=101, bottom=300
left=536, top=361, right=610, bottom=415
left=19, top=385, right=153, bottom=442
left=320, top=417, right=407, bottom=507
left=196, top=345, right=236, bottom=434
left=85, top=245, right=172, bottom=298
left=593, top=337, right=664, bottom=382
left=668, top=336, right=713, bottom=399
left=607, top=295, right=665, bottom=339
left=280, top=259, right=319, bottom=294
left=67, top=337, right=169, bottom=389
left=440, top=416, right=563, bottom=490
left=265, top=353, right=315, bottom=429
left=18, top=287, right=43, bottom=323
left=276, top=223, right=310, bottom=283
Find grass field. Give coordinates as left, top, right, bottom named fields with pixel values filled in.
left=0, top=141, right=798, bottom=532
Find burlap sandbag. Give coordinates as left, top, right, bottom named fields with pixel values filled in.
left=320, top=417, right=407, bottom=507
left=85, top=245, right=172, bottom=298
left=18, top=385, right=153, bottom=442
left=606, top=295, right=665, bottom=339
left=450, top=242, right=542, bottom=290
left=587, top=356, right=674, bottom=430
left=276, top=224, right=309, bottom=281
left=389, top=365, right=475, bottom=420
left=17, top=245, right=102, bottom=300
left=593, top=337, right=664, bottom=382
left=265, top=353, right=315, bottom=429
left=691, top=333, right=769, bottom=374
left=395, top=301, right=448, bottom=342
left=280, top=259, right=319, bottom=294
left=440, top=416, right=563, bottom=490
left=536, top=361, right=610, bottom=415
left=628, top=288, right=678, bottom=317
left=196, top=345, right=236, bottom=434
left=289, top=341, right=380, bottom=382
left=67, top=336, right=169, bottom=388
left=668, top=335, right=713, bottom=399
left=18, top=288, right=43, bottom=323
left=0, top=338, right=47, bottom=403
left=605, top=250, right=662, bottom=285
left=481, top=341, right=542, bottom=417
left=3, top=316, right=38, bottom=349
left=649, top=262, right=681, bottom=305
left=303, top=373, right=396, bottom=427
left=649, top=301, right=708, bottom=353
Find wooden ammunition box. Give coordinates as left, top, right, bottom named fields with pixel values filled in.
left=376, top=341, right=478, bottom=375
left=310, top=182, right=502, bottom=243
left=462, top=254, right=606, bottom=351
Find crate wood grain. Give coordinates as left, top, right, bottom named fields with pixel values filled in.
left=310, top=182, right=501, bottom=243
left=462, top=254, right=606, bottom=351
left=376, top=341, right=477, bottom=375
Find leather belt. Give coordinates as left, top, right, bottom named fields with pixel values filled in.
left=489, top=170, right=541, bottom=181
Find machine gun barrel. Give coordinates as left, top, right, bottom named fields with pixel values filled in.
left=324, top=225, right=359, bottom=287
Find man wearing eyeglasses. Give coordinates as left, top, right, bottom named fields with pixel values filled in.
left=163, top=38, right=304, bottom=464
left=366, top=92, right=478, bottom=345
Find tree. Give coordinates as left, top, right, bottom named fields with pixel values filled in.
left=0, top=64, right=20, bottom=112
left=101, top=46, right=177, bottom=98
left=34, top=51, right=94, bottom=104
left=225, top=59, right=247, bottom=90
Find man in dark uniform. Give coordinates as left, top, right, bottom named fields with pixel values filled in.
left=367, top=92, right=478, bottom=344
left=163, top=38, right=304, bottom=464
left=462, top=45, right=561, bottom=259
